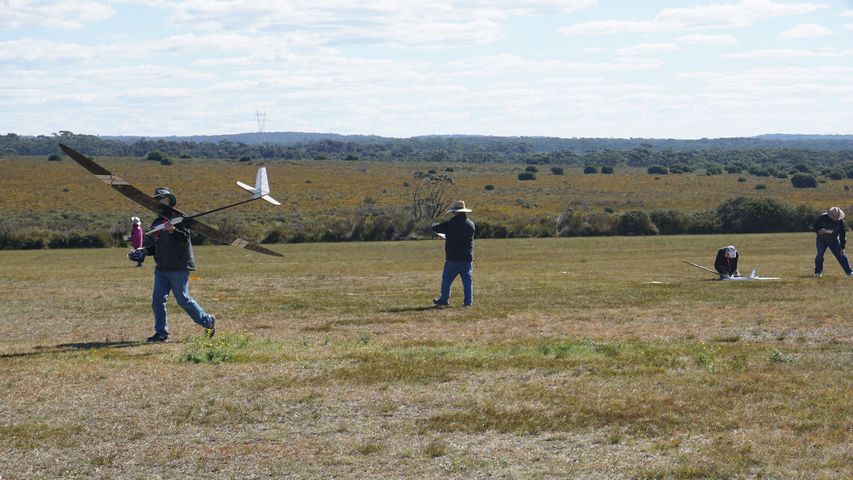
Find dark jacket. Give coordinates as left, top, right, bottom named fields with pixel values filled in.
left=142, top=217, right=196, bottom=271
left=714, top=249, right=739, bottom=276
left=812, top=214, right=847, bottom=248
left=432, top=213, right=475, bottom=262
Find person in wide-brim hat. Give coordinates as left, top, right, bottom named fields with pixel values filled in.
left=447, top=200, right=472, bottom=213
left=153, top=187, right=177, bottom=207
left=431, top=200, right=476, bottom=307
left=812, top=206, right=852, bottom=276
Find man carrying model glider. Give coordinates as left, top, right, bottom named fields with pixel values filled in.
left=135, top=187, right=215, bottom=342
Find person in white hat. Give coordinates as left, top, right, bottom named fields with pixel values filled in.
left=714, top=245, right=739, bottom=278
left=129, top=216, right=144, bottom=267
left=811, top=207, right=852, bottom=277
left=430, top=200, right=475, bottom=307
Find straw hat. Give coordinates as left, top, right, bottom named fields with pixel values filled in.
left=153, top=187, right=177, bottom=207
left=448, top=200, right=472, bottom=213
left=828, top=207, right=845, bottom=221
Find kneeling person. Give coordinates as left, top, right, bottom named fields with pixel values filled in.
left=715, top=245, right=739, bottom=278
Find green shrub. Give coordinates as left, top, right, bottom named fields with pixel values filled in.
left=484, top=184, right=495, bottom=191
left=517, top=172, right=536, bottom=181
left=48, top=154, right=61, bottom=161
left=583, top=165, right=598, bottom=174
left=790, top=173, right=817, bottom=188
left=146, top=151, right=165, bottom=161
left=180, top=333, right=252, bottom=364
left=615, top=210, right=658, bottom=236
left=650, top=209, right=693, bottom=235
left=550, top=166, right=564, bottom=175
left=601, top=165, right=614, bottom=174
left=647, top=165, right=668, bottom=175
left=525, top=165, right=538, bottom=173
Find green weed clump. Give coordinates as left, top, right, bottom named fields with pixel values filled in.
left=179, top=332, right=252, bottom=364
left=768, top=348, right=798, bottom=363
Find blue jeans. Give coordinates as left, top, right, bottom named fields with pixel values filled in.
left=152, top=269, right=213, bottom=335
left=436, top=260, right=473, bottom=306
left=815, top=239, right=852, bottom=274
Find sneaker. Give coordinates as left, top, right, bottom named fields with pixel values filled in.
left=146, top=332, right=169, bottom=343
left=815, top=273, right=822, bottom=277
left=432, top=299, right=449, bottom=307
left=205, top=315, right=216, bottom=338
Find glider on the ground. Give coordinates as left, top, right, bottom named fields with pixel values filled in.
left=59, top=143, right=283, bottom=257
left=682, top=261, right=779, bottom=280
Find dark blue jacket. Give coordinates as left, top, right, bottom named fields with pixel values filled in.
left=432, top=214, right=475, bottom=262
left=812, top=213, right=847, bottom=248
left=142, top=217, right=197, bottom=271
left=714, top=248, right=739, bottom=276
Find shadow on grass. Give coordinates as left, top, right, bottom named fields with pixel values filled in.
left=382, top=306, right=443, bottom=313
left=0, top=340, right=144, bottom=359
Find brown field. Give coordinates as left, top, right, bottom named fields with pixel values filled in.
left=2, top=156, right=852, bottom=227
left=0, top=234, right=850, bottom=478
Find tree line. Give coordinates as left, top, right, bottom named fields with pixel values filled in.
left=3, top=132, right=853, bottom=172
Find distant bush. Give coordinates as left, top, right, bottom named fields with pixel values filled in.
left=790, top=173, right=817, bottom=188
left=160, top=157, right=173, bottom=166
left=737, top=177, right=747, bottom=183
left=775, top=172, right=788, bottom=179
left=717, top=197, right=801, bottom=233
left=239, top=155, right=251, bottom=162
left=550, top=166, right=564, bottom=175
left=705, top=165, right=722, bottom=175
left=647, top=165, right=668, bottom=175
left=444, top=167, right=454, bottom=172
left=725, top=165, right=743, bottom=174
left=584, top=165, right=598, bottom=174
left=650, top=209, right=693, bottom=235
left=518, top=172, right=536, bottom=181
left=615, top=210, right=658, bottom=236
left=525, top=165, right=538, bottom=173
left=828, top=170, right=844, bottom=180
left=48, top=154, right=61, bottom=161
left=484, top=184, right=495, bottom=191
left=601, top=166, right=614, bottom=174
left=146, top=151, right=165, bottom=161
left=755, top=184, right=767, bottom=190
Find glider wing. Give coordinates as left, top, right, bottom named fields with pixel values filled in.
left=60, top=143, right=283, bottom=257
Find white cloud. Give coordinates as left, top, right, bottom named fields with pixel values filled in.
left=677, top=34, right=738, bottom=46
left=841, top=9, right=853, bottom=17
left=615, top=43, right=680, bottom=56
left=722, top=48, right=853, bottom=59
left=561, top=0, right=828, bottom=35
left=844, top=23, right=853, bottom=30
left=164, top=0, right=597, bottom=48
left=0, top=0, right=114, bottom=29
left=779, top=23, right=834, bottom=38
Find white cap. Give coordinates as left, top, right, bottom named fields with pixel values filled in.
left=724, top=246, right=737, bottom=258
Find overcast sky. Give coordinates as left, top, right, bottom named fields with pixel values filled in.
left=2, top=0, right=852, bottom=138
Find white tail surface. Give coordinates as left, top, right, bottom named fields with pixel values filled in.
left=237, top=167, right=280, bottom=205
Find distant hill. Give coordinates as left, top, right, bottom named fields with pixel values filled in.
left=105, top=132, right=388, bottom=145
left=98, top=131, right=853, bottom=152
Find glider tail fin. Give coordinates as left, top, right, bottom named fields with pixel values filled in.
left=237, top=167, right=281, bottom=205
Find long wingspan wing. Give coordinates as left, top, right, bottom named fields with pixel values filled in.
left=60, top=143, right=283, bottom=258
left=59, top=143, right=177, bottom=216
left=185, top=218, right=283, bottom=257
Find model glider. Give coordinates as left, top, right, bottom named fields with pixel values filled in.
left=682, top=261, right=779, bottom=281
left=59, top=143, right=283, bottom=257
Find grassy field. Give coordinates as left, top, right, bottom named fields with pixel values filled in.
left=0, top=234, right=850, bottom=478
